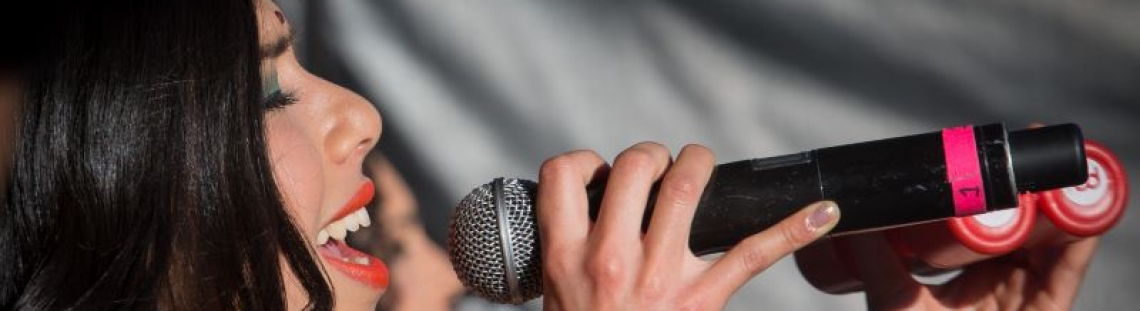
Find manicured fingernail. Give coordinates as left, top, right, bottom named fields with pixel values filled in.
left=807, top=201, right=839, bottom=232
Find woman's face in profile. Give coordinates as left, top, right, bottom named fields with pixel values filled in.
left=254, top=1, right=387, bottom=309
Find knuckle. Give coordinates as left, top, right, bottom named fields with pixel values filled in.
left=633, top=141, right=669, bottom=153
left=737, top=244, right=773, bottom=276
left=632, top=141, right=672, bottom=159
left=662, top=175, right=702, bottom=204
left=636, top=275, right=667, bottom=301
left=585, top=252, right=628, bottom=287
left=539, top=155, right=578, bottom=179
left=543, top=255, right=578, bottom=282
left=779, top=218, right=815, bottom=249
left=681, top=143, right=715, bottom=159
left=614, top=147, right=664, bottom=174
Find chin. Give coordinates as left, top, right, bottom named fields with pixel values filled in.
left=326, top=262, right=387, bottom=310
left=282, top=256, right=387, bottom=311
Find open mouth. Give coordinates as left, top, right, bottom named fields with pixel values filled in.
left=315, top=181, right=388, bottom=288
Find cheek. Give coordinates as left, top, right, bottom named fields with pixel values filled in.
left=265, top=115, right=325, bottom=236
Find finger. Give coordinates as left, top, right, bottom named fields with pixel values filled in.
left=643, top=144, right=714, bottom=263
left=1034, top=237, right=1099, bottom=308
left=943, top=236, right=1099, bottom=310
left=845, top=232, right=924, bottom=308
left=591, top=142, right=672, bottom=246
left=537, top=150, right=609, bottom=253
left=701, top=201, right=839, bottom=296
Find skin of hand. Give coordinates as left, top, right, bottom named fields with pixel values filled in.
left=365, top=155, right=465, bottom=311
left=535, top=142, right=841, bottom=311
left=843, top=232, right=1098, bottom=311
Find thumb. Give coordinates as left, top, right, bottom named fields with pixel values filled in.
left=702, top=201, right=840, bottom=297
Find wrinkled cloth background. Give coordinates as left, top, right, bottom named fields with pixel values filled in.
left=282, top=1, right=1139, bottom=309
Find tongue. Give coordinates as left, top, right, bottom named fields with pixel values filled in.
left=321, top=240, right=348, bottom=258
left=321, top=239, right=370, bottom=264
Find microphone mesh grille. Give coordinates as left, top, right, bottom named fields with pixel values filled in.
left=447, top=178, right=543, bottom=304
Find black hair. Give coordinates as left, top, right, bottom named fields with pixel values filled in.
left=1, top=0, right=333, bottom=310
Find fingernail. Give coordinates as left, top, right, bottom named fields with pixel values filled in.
left=807, top=201, right=839, bottom=232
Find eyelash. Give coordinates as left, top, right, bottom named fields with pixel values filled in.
left=263, top=90, right=299, bottom=111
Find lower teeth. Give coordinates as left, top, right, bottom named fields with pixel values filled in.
left=339, top=256, right=370, bottom=265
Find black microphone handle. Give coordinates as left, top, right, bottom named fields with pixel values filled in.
left=578, top=123, right=1085, bottom=256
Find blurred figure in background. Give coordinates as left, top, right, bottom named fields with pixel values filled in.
left=356, top=152, right=466, bottom=311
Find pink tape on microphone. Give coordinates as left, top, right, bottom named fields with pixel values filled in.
left=943, top=126, right=987, bottom=216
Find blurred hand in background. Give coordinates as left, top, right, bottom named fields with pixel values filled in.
left=846, top=232, right=1098, bottom=311
left=356, top=153, right=465, bottom=311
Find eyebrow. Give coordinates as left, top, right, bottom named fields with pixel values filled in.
left=260, top=29, right=295, bottom=59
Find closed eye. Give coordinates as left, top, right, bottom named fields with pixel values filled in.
left=263, top=90, right=299, bottom=111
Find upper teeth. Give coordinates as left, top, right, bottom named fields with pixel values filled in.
left=317, top=207, right=372, bottom=245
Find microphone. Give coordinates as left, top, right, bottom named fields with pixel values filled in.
left=446, top=123, right=1088, bottom=304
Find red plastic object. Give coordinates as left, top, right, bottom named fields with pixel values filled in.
left=894, top=193, right=1037, bottom=269
left=1038, top=140, right=1128, bottom=238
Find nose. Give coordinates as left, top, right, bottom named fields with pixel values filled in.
left=316, top=77, right=382, bottom=165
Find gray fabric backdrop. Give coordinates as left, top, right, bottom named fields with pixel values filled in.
left=282, top=1, right=1139, bottom=309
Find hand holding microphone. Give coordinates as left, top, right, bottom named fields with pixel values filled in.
left=446, top=123, right=1090, bottom=306
left=536, top=143, right=839, bottom=310
left=450, top=143, right=839, bottom=308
